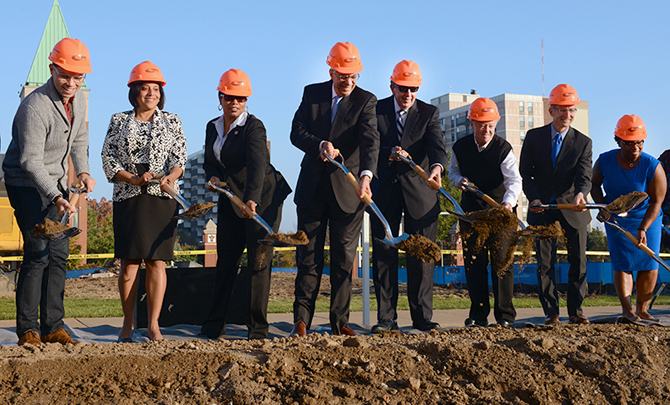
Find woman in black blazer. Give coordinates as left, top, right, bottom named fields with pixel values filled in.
left=200, top=69, right=291, bottom=340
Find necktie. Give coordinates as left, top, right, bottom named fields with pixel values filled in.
left=331, top=96, right=342, bottom=124
left=397, top=110, right=406, bottom=141
left=551, top=134, right=562, bottom=168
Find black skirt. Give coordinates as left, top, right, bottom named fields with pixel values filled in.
left=113, top=194, right=179, bottom=260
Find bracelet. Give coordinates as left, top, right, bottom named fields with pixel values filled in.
left=638, top=228, right=646, bottom=232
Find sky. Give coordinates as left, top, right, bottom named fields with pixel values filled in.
left=0, top=0, right=668, bottom=232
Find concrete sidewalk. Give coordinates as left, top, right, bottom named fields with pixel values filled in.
left=2, top=305, right=668, bottom=330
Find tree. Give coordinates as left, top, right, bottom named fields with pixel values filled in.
left=587, top=228, right=609, bottom=262
left=87, top=197, right=114, bottom=266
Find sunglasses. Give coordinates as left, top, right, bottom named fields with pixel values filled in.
left=620, top=139, right=644, bottom=148
left=221, top=94, right=247, bottom=102
left=393, top=83, right=419, bottom=93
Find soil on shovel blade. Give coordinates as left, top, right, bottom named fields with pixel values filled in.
left=397, top=234, right=442, bottom=263
left=606, top=191, right=648, bottom=213
left=266, top=230, right=309, bottom=245
left=180, top=202, right=216, bottom=219
left=31, top=218, right=69, bottom=237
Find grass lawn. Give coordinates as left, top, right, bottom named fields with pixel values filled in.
left=1, top=294, right=669, bottom=320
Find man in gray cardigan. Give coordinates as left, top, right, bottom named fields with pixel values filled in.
left=2, top=38, right=96, bottom=346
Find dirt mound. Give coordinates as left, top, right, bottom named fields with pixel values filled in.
left=1, top=325, right=669, bottom=404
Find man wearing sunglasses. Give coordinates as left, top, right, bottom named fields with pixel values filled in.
left=370, top=60, right=446, bottom=333
left=519, top=83, right=592, bottom=326
left=3, top=38, right=96, bottom=346
left=290, top=42, right=379, bottom=337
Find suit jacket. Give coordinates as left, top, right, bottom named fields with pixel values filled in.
left=204, top=114, right=291, bottom=218
left=373, top=96, right=447, bottom=220
left=291, top=80, right=380, bottom=214
left=519, top=123, right=592, bottom=228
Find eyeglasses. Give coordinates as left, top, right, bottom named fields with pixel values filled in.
left=52, top=64, right=85, bottom=84
left=620, top=139, right=644, bottom=148
left=221, top=94, right=247, bottom=102
left=551, top=106, right=577, bottom=114
left=332, top=70, right=359, bottom=82
left=393, top=83, right=419, bottom=93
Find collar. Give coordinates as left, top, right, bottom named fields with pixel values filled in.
left=393, top=98, right=405, bottom=115
left=331, top=84, right=342, bottom=102
left=214, top=111, right=248, bottom=137
left=551, top=124, right=569, bottom=141
left=473, top=134, right=492, bottom=152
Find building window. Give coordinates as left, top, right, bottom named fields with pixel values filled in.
left=440, top=118, right=445, bottom=126
left=463, top=95, right=468, bottom=102
left=528, top=116, right=534, bottom=128
left=520, top=131, right=525, bottom=141
left=520, top=116, right=525, bottom=128
left=528, top=102, right=533, bottom=114
left=519, top=101, right=524, bottom=113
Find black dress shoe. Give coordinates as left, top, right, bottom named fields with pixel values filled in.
left=413, top=320, right=441, bottom=331
left=498, top=320, right=513, bottom=329
left=464, top=318, right=488, bottom=327
left=371, top=320, right=398, bottom=334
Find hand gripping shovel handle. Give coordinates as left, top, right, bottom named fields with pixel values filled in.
left=161, top=183, right=190, bottom=211
left=391, top=150, right=472, bottom=222
left=602, top=215, right=670, bottom=274
left=207, top=181, right=275, bottom=235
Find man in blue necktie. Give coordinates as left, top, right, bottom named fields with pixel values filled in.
left=519, top=83, right=593, bottom=325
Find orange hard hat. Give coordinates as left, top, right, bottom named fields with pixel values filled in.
left=48, top=38, right=91, bottom=74
left=390, top=60, right=422, bottom=86
left=548, top=84, right=581, bottom=106
left=326, top=42, right=363, bottom=75
left=217, top=69, right=252, bottom=97
left=615, top=114, right=647, bottom=141
left=468, top=97, right=500, bottom=121
left=127, top=61, right=166, bottom=87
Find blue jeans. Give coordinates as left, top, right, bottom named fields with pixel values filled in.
left=6, top=185, right=69, bottom=337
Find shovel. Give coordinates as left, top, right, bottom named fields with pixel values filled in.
left=324, top=153, right=409, bottom=248
left=161, top=184, right=214, bottom=220
left=42, top=188, right=84, bottom=240
left=391, top=150, right=474, bottom=223
left=530, top=192, right=648, bottom=217
left=597, top=210, right=670, bottom=276
left=207, top=180, right=305, bottom=247
left=461, top=180, right=527, bottom=230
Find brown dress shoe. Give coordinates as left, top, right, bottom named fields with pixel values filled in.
left=333, top=325, right=359, bottom=336
left=290, top=321, right=307, bottom=337
left=41, top=328, right=80, bottom=345
left=18, top=330, right=42, bottom=346
left=545, top=314, right=561, bottom=325
left=569, top=314, right=590, bottom=325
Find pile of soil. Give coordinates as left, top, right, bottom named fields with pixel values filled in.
left=2, top=324, right=670, bottom=404
left=30, top=218, right=68, bottom=238
left=396, top=235, right=442, bottom=263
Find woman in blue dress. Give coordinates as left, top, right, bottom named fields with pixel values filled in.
left=591, top=114, right=666, bottom=323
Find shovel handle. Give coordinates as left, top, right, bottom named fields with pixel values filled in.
left=406, top=160, right=442, bottom=191
left=217, top=181, right=253, bottom=219
left=161, top=184, right=190, bottom=210
left=621, top=230, right=656, bottom=257
left=344, top=172, right=373, bottom=205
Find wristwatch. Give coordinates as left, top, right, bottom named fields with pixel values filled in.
left=51, top=195, right=63, bottom=205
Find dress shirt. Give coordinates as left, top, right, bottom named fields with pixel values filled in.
left=393, top=98, right=443, bottom=172
left=213, top=111, right=248, bottom=166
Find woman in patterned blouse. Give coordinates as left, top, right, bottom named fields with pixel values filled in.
left=101, top=61, right=187, bottom=342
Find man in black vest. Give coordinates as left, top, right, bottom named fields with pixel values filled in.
left=519, top=84, right=592, bottom=325
left=370, top=60, right=447, bottom=333
left=449, top=97, right=522, bottom=328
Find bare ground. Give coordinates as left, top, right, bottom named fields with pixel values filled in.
left=0, top=273, right=665, bottom=404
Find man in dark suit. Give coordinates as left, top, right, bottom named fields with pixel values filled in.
left=519, top=83, right=592, bottom=325
left=290, top=42, right=380, bottom=336
left=449, top=97, right=522, bottom=328
left=370, top=60, right=446, bottom=333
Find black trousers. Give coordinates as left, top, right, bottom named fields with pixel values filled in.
left=371, top=182, right=437, bottom=324
left=534, top=210, right=588, bottom=317
left=7, top=185, right=69, bottom=337
left=460, top=220, right=516, bottom=324
left=293, top=176, right=364, bottom=333
left=200, top=195, right=282, bottom=340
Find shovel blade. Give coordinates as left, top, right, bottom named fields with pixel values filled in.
left=44, top=227, right=82, bottom=240
left=257, top=239, right=294, bottom=247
